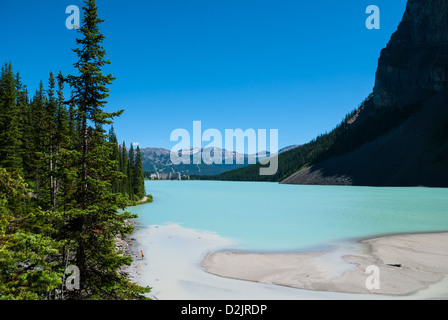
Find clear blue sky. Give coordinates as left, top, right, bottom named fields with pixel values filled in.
left=1, top=0, right=407, bottom=150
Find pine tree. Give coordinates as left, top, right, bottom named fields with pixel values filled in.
left=67, top=90, right=77, bottom=149
left=134, top=146, right=145, bottom=199
left=0, top=1, right=149, bottom=299
left=127, top=143, right=135, bottom=200
left=56, top=71, right=70, bottom=150
left=120, top=141, right=128, bottom=198
left=15, top=72, right=32, bottom=178
left=46, top=71, right=58, bottom=212
left=64, top=0, right=149, bottom=299
left=29, top=80, right=48, bottom=199
left=0, top=63, right=23, bottom=172
left=108, top=126, right=121, bottom=194
left=0, top=168, right=64, bottom=299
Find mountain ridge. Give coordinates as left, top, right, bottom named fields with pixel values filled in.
left=199, top=0, right=448, bottom=187
left=282, top=0, right=448, bottom=187
left=140, top=145, right=299, bottom=176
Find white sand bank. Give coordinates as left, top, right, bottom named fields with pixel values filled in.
left=203, top=232, right=448, bottom=298
left=127, top=224, right=448, bottom=300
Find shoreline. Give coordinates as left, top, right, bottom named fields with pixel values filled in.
left=202, top=231, right=448, bottom=297
left=125, top=221, right=448, bottom=299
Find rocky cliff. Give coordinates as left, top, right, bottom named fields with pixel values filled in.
left=282, top=0, right=448, bottom=187
left=373, top=0, right=448, bottom=107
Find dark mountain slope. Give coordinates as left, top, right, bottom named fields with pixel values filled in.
left=209, top=0, right=448, bottom=187
left=282, top=0, right=448, bottom=187
left=282, top=92, right=448, bottom=187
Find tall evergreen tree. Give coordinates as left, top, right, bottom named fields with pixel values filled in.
left=67, top=90, right=77, bottom=149
left=108, top=126, right=121, bottom=194
left=0, top=1, right=149, bottom=300
left=0, top=63, right=22, bottom=172
left=56, top=71, right=70, bottom=150
left=15, top=72, right=32, bottom=178
left=64, top=0, right=149, bottom=299
left=134, top=146, right=145, bottom=199
left=29, top=80, right=48, bottom=198
left=127, top=143, right=134, bottom=200
left=46, top=71, right=58, bottom=212
left=120, top=141, right=128, bottom=198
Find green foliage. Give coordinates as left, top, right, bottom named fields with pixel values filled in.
left=0, top=0, right=149, bottom=300
left=114, top=141, right=146, bottom=203
left=0, top=169, right=64, bottom=300
left=61, top=0, right=148, bottom=299
left=0, top=63, right=22, bottom=172
left=133, top=146, right=145, bottom=199
left=130, top=194, right=153, bottom=207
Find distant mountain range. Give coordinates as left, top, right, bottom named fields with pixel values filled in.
left=140, top=145, right=299, bottom=176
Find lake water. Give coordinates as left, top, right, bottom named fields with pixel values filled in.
left=129, top=180, right=448, bottom=252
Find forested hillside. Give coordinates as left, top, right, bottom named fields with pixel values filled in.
left=206, top=94, right=424, bottom=182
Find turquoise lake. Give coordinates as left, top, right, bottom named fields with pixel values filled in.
left=128, top=181, right=448, bottom=251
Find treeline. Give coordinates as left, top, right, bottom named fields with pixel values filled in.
left=206, top=94, right=424, bottom=182
left=110, top=128, right=146, bottom=202
left=0, top=64, right=145, bottom=205
left=0, top=0, right=149, bottom=299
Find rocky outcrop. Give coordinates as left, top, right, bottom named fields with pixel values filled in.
left=373, top=0, right=448, bottom=107
left=282, top=92, right=448, bottom=187
left=282, top=0, right=448, bottom=187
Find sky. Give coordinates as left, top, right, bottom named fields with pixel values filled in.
left=0, top=0, right=408, bottom=151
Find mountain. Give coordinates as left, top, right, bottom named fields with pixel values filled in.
left=282, top=0, right=448, bottom=187
left=140, top=146, right=259, bottom=176
left=278, top=145, right=300, bottom=153
left=206, top=0, right=448, bottom=187
left=373, top=0, right=448, bottom=108
left=141, top=145, right=300, bottom=176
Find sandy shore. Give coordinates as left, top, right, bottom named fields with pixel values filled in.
left=126, top=223, right=448, bottom=299
left=202, top=232, right=448, bottom=297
